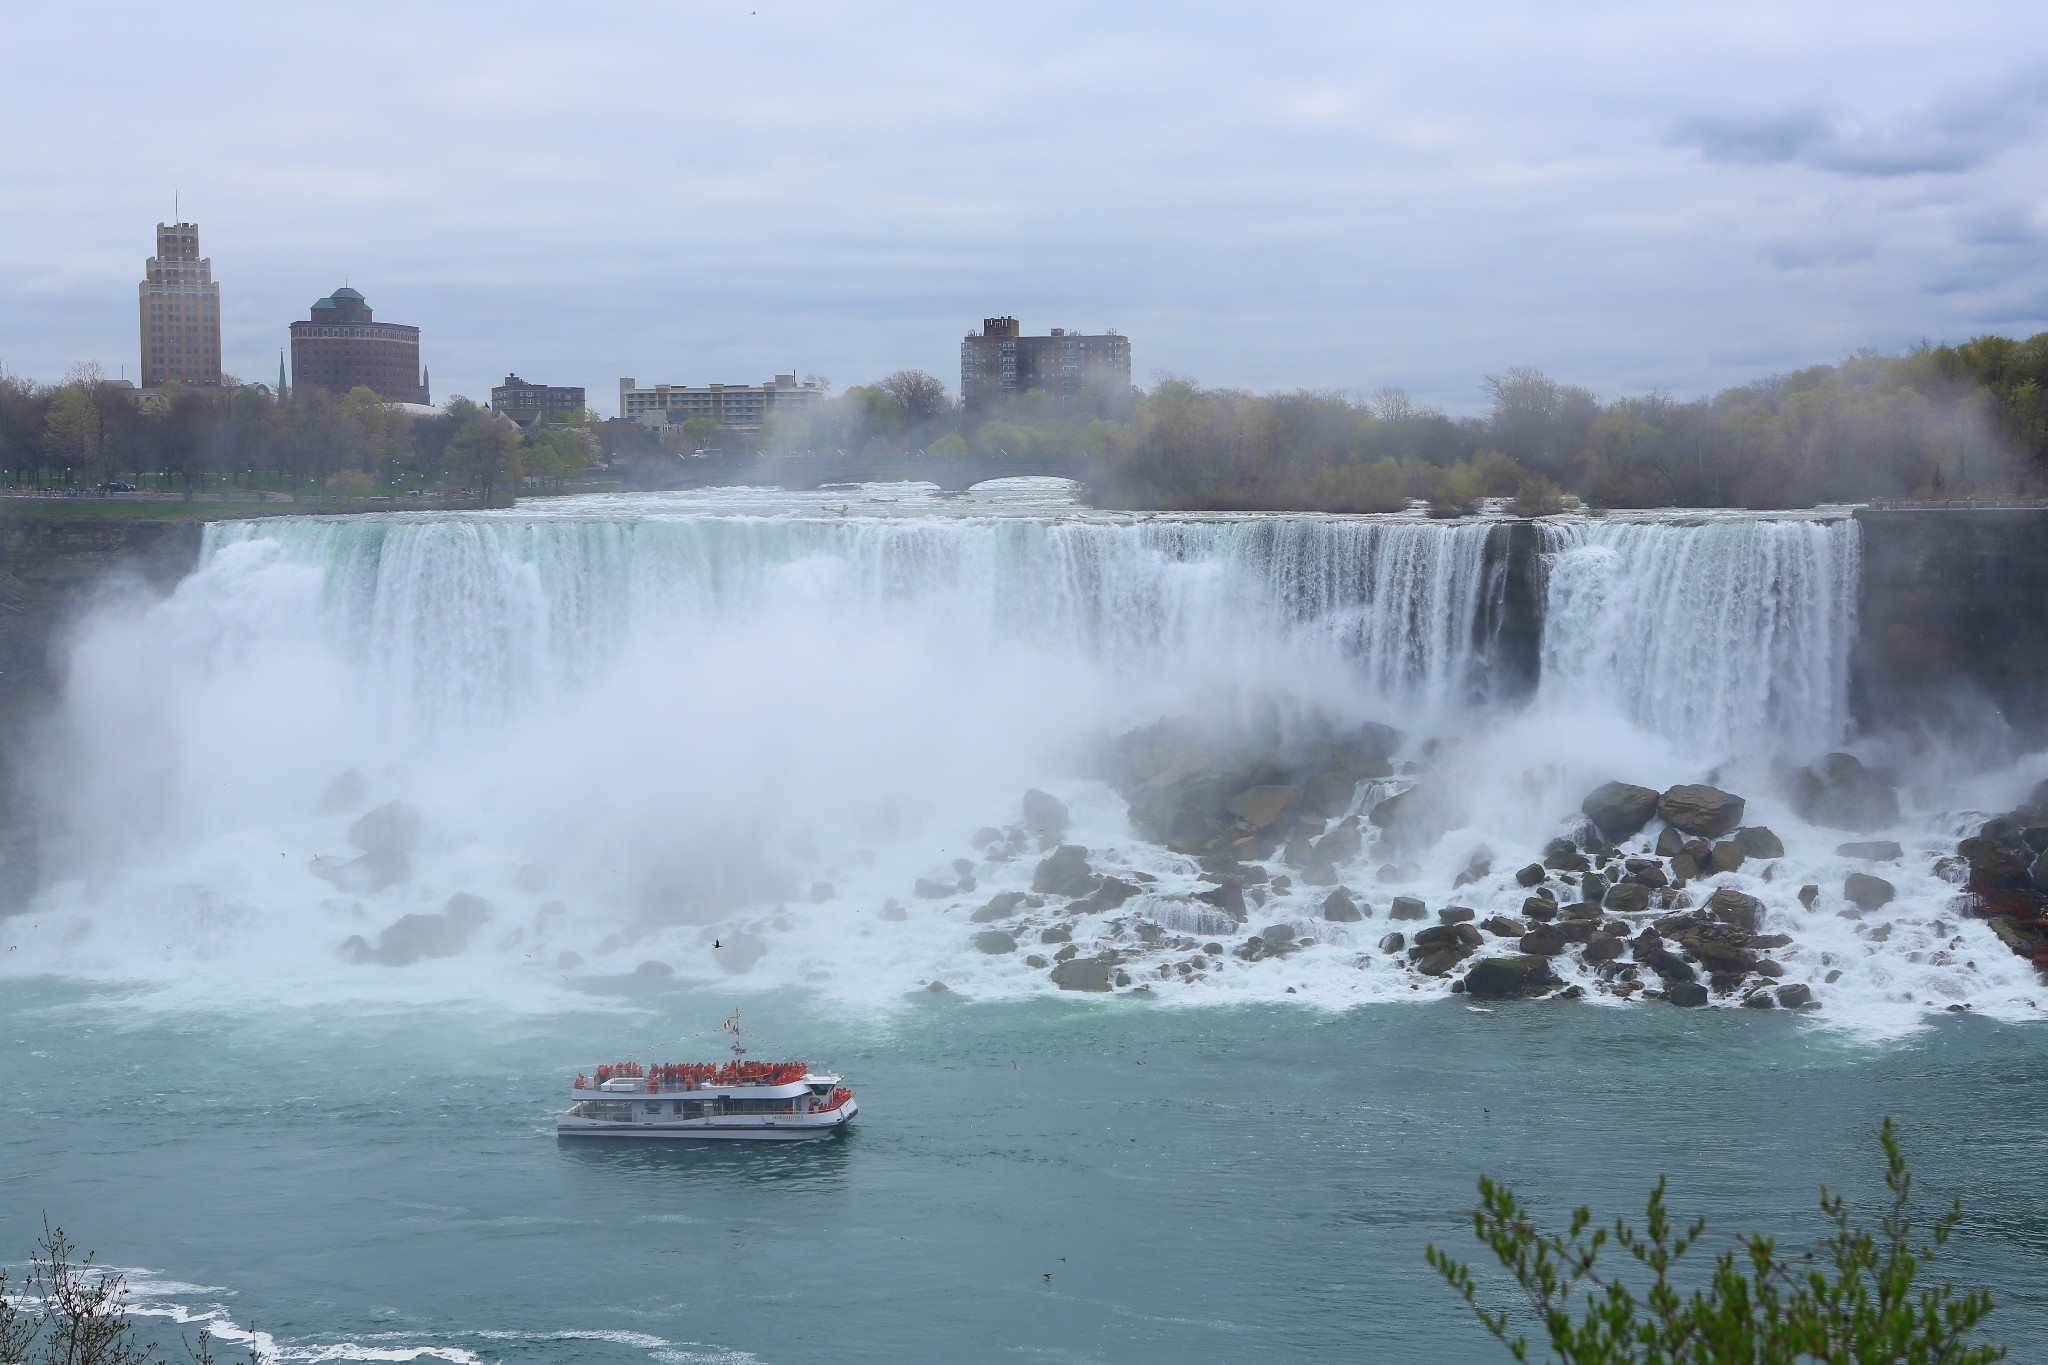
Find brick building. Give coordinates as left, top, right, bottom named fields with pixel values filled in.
left=139, top=220, right=222, bottom=389
left=617, top=374, right=824, bottom=433
left=288, top=288, right=428, bottom=404
left=960, top=317, right=1130, bottom=410
left=492, top=375, right=586, bottom=426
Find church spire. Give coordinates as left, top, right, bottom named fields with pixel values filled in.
left=277, top=349, right=288, bottom=402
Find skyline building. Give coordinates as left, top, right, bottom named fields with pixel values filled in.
left=138, top=219, right=223, bottom=389
left=288, top=287, right=428, bottom=404
left=617, top=374, right=824, bottom=434
left=960, top=317, right=1130, bottom=410
left=491, top=374, right=586, bottom=427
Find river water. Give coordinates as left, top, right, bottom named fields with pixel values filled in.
left=3, top=481, right=2045, bottom=1361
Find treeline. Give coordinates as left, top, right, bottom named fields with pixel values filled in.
left=747, top=336, right=2048, bottom=513
left=0, top=369, right=598, bottom=503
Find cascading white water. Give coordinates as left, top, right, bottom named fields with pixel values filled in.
left=9, top=488, right=2041, bottom=1026
left=1537, top=516, right=1860, bottom=762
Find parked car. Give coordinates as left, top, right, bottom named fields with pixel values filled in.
left=95, top=481, right=138, bottom=492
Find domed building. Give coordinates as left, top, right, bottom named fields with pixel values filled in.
left=287, top=287, right=428, bottom=404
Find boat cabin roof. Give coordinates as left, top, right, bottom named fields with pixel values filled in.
left=577, top=1074, right=839, bottom=1097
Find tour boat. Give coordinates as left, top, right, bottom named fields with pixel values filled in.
left=556, top=1018, right=856, bottom=1142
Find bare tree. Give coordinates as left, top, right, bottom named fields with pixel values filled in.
left=878, top=370, right=951, bottom=425
left=0, top=1219, right=260, bottom=1364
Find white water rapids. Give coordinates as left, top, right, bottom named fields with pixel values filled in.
left=7, top=483, right=2045, bottom=1031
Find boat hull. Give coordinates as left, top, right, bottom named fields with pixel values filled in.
left=556, top=1098, right=856, bottom=1142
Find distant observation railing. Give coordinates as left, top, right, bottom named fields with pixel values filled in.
left=1864, top=496, right=2048, bottom=511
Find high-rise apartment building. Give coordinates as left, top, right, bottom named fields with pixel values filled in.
left=139, top=220, right=223, bottom=389
left=960, top=317, right=1130, bottom=410
left=288, top=288, right=428, bottom=404
left=617, top=374, right=824, bottom=432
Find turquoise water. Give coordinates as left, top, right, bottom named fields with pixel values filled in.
left=6, top=985, right=2045, bottom=1363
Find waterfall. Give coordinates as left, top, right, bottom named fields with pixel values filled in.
left=1536, top=516, right=1860, bottom=761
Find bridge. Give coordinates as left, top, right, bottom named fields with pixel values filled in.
left=627, top=451, right=1093, bottom=494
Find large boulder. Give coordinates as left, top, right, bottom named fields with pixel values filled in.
left=311, top=847, right=412, bottom=895
left=1388, top=896, right=1427, bottom=921
left=1517, top=925, right=1568, bottom=956
left=1031, top=844, right=1101, bottom=898
left=1705, top=887, right=1765, bottom=932
left=1843, top=873, right=1895, bottom=910
left=343, top=893, right=489, bottom=967
left=1463, top=956, right=1557, bottom=999
left=1225, top=785, right=1300, bottom=830
left=1050, top=957, right=1112, bottom=992
left=1581, top=782, right=1661, bottom=842
left=1787, top=754, right=1899, bottom=832
left=1312, top=817, right=1363, bottom=864
left=1322, top=888, right=1364, bottom=922
left=972, top=930, right=1018, bottom=955
left=347, top=799, right=422, bottom=856
left=1734, top=826, right=1785, bottom=859
left=1020, top=789, right=1071, bottom=837
left=715, top=930, right=768, bottom=973
left=1602, top=882, right=1651, bottom=915
left=1658, top=785, right=1745, bottom=838
left=1368, top=783, right=1469, bottom=850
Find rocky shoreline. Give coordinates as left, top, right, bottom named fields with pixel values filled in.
left=906, top=721, right=2048, bottom=1009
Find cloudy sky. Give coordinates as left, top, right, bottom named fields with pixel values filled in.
left=3, top=0, right=2045, bottom=414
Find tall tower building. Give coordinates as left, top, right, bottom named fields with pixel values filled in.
left=138, top=219, right=223, bottom=389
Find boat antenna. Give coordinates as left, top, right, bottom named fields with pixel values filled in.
left=726, top=1010, right=747, bottom=1062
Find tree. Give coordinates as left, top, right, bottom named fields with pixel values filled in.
left=0, top=1218, right=257, bottom=1363
left=444, top=404, right=522, bottom=503
left=676, top=416, right=722, bottom=451
left=879, top=369, right=951, bottom=425
left=1427, top=1119, right=2002, bottom=1363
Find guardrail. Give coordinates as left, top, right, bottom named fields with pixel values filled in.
left=1865, top=497, right=2048, bottom=510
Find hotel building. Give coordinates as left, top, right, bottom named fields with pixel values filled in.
left=139, top=221, right=223, bottom=389
left=960, top=317, right=1130, bottom=410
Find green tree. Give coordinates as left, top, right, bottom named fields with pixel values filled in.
left=676, top=416, right=722, bottom=451
left=43, top=387, right=97, bottom=481
left=1428, top=1119, right=2002, bottom=1363
left=444, top=404, right=522, bottom=504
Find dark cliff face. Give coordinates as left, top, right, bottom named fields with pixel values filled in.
left=0, top=514, right=205, bottom=910
left=1852, top=509, right=2048, bottom=743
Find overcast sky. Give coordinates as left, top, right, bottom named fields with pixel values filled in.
left=3, top=1, right=2045, bottom=415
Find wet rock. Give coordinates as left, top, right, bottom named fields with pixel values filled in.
left=1735, top=826, right=1785, bottom=859
left=1281, top=833, right=1315, bottom=867
left=351, top=899, right=478, bottom=965
left=1522, top=896, right=1559, bottom=922
left=1668, top=853, right=1700, bottom=882
left=1054, top=944, right=1079, bottom=962
left=1021, top=789, right=1071, bottom=836
left=1480, top=915, right=1527, bottom=937
left=1582, top=782, right=1662, bottom=841
left=1312, top=817, right=1363, bottom=864
left=1705, top=887, right=1764, bottom=932
left=348, top=799, right=422, bottom=856
left=1658, top=785, right=1745, bottom=838
left=972, top=826, right=1005, bottom=849
left=1754, top=959, right=1785, bottom=978
left=1580, top=872, right=1610, bottom=903
left=1463, top=955, right=1557, bottom=999
left=1741, top=990, right=1776, bottom=1010
left=1837, top=841, right=1903, bottom=861
left=1631, top=931, right=1695, bottom=984
left=1226, top=784, right=1300, bottom=830
left=1709, top=842, right=1745, bottom=875
left=1376, top=862, right=1421, bottom=884
left=1515, top=862, right=1546, bottom=887
left=1368, top=783, right=1469, bottom=850
left=1958, top=835, right=2033, bottom=892
left=1543, top=838, right=1591, bottom=873
left=1452, top=853, right=1493, bottom=889
left=1623, top=858, right=1669, bottom=888
left=1603, top=882, right=1651, bottom=915
left=635, top=959, right=674, bottom=977
left=972, top=892, right=1027, bottom=923
left=1195, top=879, right=1248, bottom=920
left=312, top=847, right=412, bottom=895
left=1843, top=872, right=1896, bottom=910
left=1559, top=901, right=1602, bottom=922
left=973, top=930, right=1018, bottom=955
left=1322, top=888, right=1365, bottom=922
left=1518, top=925, right=1568, bottom=956
left=1414, top=923, right=1482, bottom=949
left=913, top=878, right=956, bottom=899
left=1438, top=905, right=1476, bottom=926
left=1798, top=884, right=1820, bottom=908
left=1655, top=826, right=1685, bottom=858
left=1050, top=957, right=1112, bottom=992
left=1024, top=954, right=1049, bottom=969
left=1039, top=925, right=1072, bottom=944
left=1073, top=877, right=1141, bottom=914
left=1415, top=949, right=1465, bottom=976
left=1031, top=844, right=1101, bottom=898
left=1299, top=862, right=1339, bottom=888
left=1389, top=895, right=1427, bottom=921
left=316, top=768, right=370, bottom=816
left=1775, top=982, right=1814, bottom=1009
left=1583, top=933, right=1623, bottom=963
left=1665, top=981, right=1709, bottom=1007
left=1260, top=923, right=1298, bottom=950
left=1787, top=753, right=1899, bottom=832
left=1378, top=931, right=1406, bottom=953
left=1691, top=939, right=1759, bottom=975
